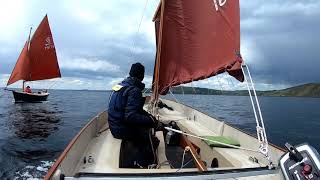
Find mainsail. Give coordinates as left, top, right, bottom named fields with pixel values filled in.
left=152, top=0, right=244, bottom=96
left=7, top=15, right=61, bottom=86
left=6, top=42, right=31, bottom=86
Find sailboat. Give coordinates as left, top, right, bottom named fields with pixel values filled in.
left=45, top=1, right=320, bottom=180
left=6, top=15, right=61, bottom=103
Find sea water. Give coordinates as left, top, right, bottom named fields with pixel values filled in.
left=0, top=89, right=319, bottom=179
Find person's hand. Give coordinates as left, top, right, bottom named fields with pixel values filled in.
left=154, top=121, right=166, bottom=131
left=149, top=115, right=166, bottom=131
left=149, top=114, right=157, bottom=123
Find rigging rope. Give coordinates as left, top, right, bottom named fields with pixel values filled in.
left=181, top=146, right=190, bottom=169
left=176, top=146, right=194, bottom=172
left=128, top=0, right=149, bottom=61
left=180, top=86, right=185, bottom=96
left=190, top=80, right=197, bottom=108
left=47, top=80, right=59, bottom=90
left=165, top=127, right=259, bottom=153
left=216, top=74, right=224, bottom=95
left=168, top=88, right=181, bottom=104
left=241, top=63, right=272, bottom=167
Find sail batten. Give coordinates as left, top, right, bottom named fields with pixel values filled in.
left=152, top=0, right=244, bottom=95
left=7, top=15, right=60, bottom=86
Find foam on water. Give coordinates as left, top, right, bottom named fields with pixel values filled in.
left=0, top=90, right=108, bottom=179
left=14, top=161, right=54, bottom=180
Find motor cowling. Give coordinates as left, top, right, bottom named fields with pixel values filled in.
left=279, top=143, right=320, bottom=180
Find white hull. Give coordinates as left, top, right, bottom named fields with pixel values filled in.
left=45, top=99, right=286, bottom=180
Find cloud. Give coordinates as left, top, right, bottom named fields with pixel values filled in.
left=0, top=0, right=319, bottom=90
left=253, top=1, right=320, bottom=17
left=240, top=0, right=320, bottom=85
left=0, top=1, right=29, bottom=42
left=59, top=56, right=120, bottom=73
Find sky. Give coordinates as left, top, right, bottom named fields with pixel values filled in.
left=0, top=0, right=319, bottom=91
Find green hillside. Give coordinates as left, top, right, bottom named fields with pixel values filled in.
left=260, top=83, right=320, bottom=97
left=169, top=83, right=320, bottom=97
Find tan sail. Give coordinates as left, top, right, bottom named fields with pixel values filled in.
left=6, top=42, right=31, bottom=86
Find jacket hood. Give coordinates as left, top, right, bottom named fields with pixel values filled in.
left=120, top=77, right=145, bottom=90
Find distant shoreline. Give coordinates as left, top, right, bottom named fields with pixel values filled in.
left=167, top=83, right=320, bottom=98
left=2, top=83, right=319, bottom=97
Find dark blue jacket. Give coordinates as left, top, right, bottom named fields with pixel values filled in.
left=108, top=77, right=155, bottom=139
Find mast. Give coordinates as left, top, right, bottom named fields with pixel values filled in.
left=22, top=27, right=33, bottom=91
left=27, top=27, right=32, bottom=51
left=152, top=0, right=165, bottom=111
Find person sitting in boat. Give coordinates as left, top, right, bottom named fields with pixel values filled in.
left=24, top=86, right=32, bottom=93
left=108, top=63, right=161, bottom=148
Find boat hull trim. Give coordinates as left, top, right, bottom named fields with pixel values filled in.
left=73, top=167, right=279, bottom=179
left=12, top=90, right=49, bottom=103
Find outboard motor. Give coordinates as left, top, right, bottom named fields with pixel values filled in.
left=280, top=143, right=320, bottom=180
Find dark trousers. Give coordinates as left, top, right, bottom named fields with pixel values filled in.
left=111, top=127, right=160, bottom=149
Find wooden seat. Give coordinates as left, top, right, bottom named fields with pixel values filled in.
left=75, top=129, right=170, bottom=174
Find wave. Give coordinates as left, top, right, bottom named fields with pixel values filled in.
left=14, top=160, right=54, bottom=180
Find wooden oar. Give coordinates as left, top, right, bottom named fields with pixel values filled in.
left=180, top=134, right=207, bottom=171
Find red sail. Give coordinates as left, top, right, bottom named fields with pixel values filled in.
left=7, top=15, right=61, bottom=86
left=153, top=0, right=244, bottom=95
left=7, top=42, right=31, bottom=85
left=29, top=15, right=61, bottom=81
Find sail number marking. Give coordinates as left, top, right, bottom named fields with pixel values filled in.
left=45, top=37, right=55, bottom=50
left=212, top=0, right=227, bottom=11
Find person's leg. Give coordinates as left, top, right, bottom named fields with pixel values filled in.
left=137, top=128, right=159, bottom=150
left=121, top=128, right=159, bottom=150
left=118, top=128, right=159, bottom=167
left=119, top=127, right=148, bottom=142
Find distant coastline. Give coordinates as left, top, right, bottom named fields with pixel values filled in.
left=2, top=83, right=319, bottom=97
left=167, top=83, right=320, bottom=97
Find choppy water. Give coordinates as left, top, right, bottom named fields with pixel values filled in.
left=0, top=90, right=107, bottom=179
left=0, top=89, right=319, bottom=179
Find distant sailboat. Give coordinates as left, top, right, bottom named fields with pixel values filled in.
left=6, top=15, right=61, bottom=103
